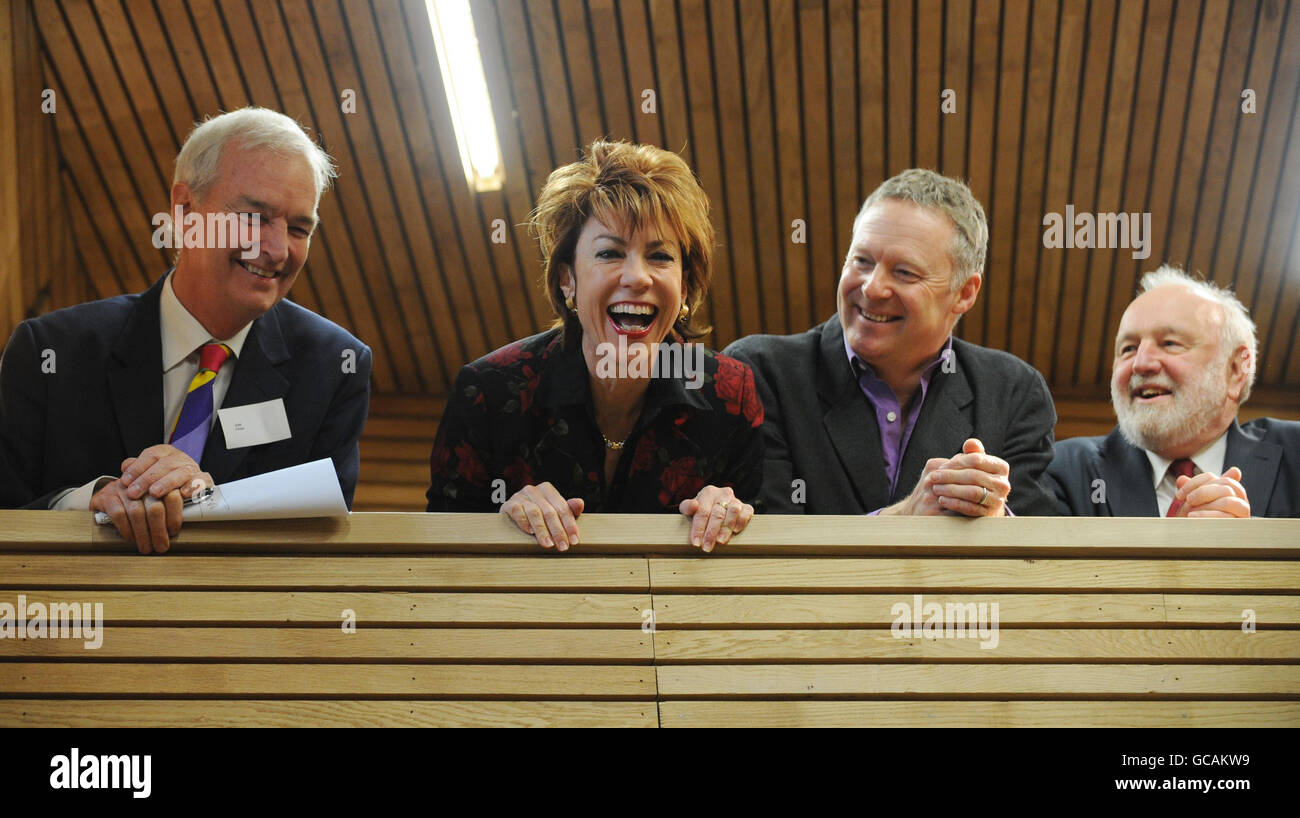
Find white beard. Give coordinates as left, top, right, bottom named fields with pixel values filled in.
left=1112, top=354, right=1230, bottom=454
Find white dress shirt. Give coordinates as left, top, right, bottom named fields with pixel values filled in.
left=51, top=272, right=252, bottom=509
left=1143, top=431, right=1228, bottom=516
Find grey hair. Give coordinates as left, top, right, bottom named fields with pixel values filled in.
left=851, top=168, right=988, bottom=290
left=173, top=107, right=337, bottom=202
left=1138, top=264, right=1258, bottom=403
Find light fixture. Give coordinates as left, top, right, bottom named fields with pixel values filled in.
left=426, top=0, right=504, bottom=192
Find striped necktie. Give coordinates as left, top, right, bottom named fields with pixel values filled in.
left=169, top=342, right=233, bottom=463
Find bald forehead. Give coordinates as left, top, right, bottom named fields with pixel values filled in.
left=1117, top=284, right=1224, bottom=345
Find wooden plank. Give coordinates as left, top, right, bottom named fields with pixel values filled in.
left=800, top=0, right=835, bottom=327
left=913, top=0, right=942, bottom=170
left=647, top=558, right=1300, bottom=592
left=0, top=0, right=22, bottom=339
left=678, top=0, right=733, bottom=347
left=1235, top=0, right=1300, bottom=322
left=960, top=0, right=1000, bottom=345
left=0, top=699, right=657, bottom=727
left=653, top=629, right=1300, bottom=662
left=362, top=439, right=436, bottom=463
left=0, top=663, right=656, bottom=697
left=396, top=0, right=522, bottom=363
left=740, top=0, right=787, bottom=334
left=1052, top=0, right=1116, bottom=382
left=708, top=0, right=762, bottom=339
left=1, top=590, right=650, bottom=625
left=352, top=483, right=429, bottom=511
left=555, top=0, right=605, bottom=150
left=1074, top=0, right=1144, bottom=386
left=768, top=0, right=809, bottom=332
left=827, top=0, right=858, bottom=289
left=1166, top=595, right=1300, bottom=625
left=885, top=0, right=913, bottom=173
left=655, top=664, right=1300, bottom=697
left=659, top=700, right=1300, bottom=727
left=939, top=0, right=971, bottom=178
left=983, top=0, right=1029, bottom=353
left=307, top=1, right=444, bottom=390
left=243, top=0, right=398, bottom=392
left=614, top=0, right=662, bottom=149
left=652, top=593, right=1180, bottom=627
left=358, top=460, right=431, bottom=486
left=0, top=627, right=653, bottom=661
left=1008, top=0, right=1059, bottom=364
left=1031, top=0, right=1087, bottom=377
left=586, top=0, right=633, bottom=140
left=858, top=0, right=886, bottom=194
left=0, top=555, right=648, bottom=589
left=524, top=0, right=579, bottom=160
left=4, top=512, right=1300, bottom=557
left=1161, top=0, right=1232, bottom=263
left=465, top=0, right=551, bottom=340
left=1208, top=0, right=1281, bottom=300
left=337, top=0, right=463, bottom=380
left=1100, top=0, right=1175, bottom=382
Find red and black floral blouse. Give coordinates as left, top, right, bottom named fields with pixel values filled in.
left=426, top=329, right=765, bottom=513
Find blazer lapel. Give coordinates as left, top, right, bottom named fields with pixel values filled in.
left=1099, top=430, right=1159, bottom=516
left=817, top=319, right=892, bottom=509
left=201, top=305, right=290, bottom=482
left=896, top=345, right=973, bottom=499
left=108, top=277, right=168, bottom=459
left=1225, top=420, right=1281, bottom=514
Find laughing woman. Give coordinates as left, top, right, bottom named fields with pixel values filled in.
left=426, top=140, right=764, bottom=551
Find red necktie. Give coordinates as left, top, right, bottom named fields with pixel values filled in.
left=1165, top=458, right=1197, bottom=517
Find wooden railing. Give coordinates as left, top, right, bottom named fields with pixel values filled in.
left=1, top=512, right=1297, bottom=727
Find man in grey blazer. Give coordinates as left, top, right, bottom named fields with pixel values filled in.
left=1046, top=266, right=1299, bottom=517
left=725, top=169, right=1058, bottom=516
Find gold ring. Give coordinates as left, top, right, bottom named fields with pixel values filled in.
left=979, top=487, right=989, bottom=507
left=716, top=501, right=729, bottom=511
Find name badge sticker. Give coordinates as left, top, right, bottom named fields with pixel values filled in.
left=218, top=398, right=292, bottom=449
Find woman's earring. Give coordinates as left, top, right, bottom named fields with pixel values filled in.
left=565, top=295, right=576, bottom=314
left=678, top=303, right=689, bottom=322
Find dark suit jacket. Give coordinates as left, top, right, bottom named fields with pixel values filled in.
left=723, top=316, right=1059, bottom=515
left=1044, top=419, right=1300, bottom=517
left=0, top=273, right=372, bottom=509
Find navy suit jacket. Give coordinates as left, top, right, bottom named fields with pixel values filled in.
left=723, top=316, right=1060, bottom=515
left=1045, top=419, right=1300, bottom=517
left=0, top=273, right=372, bottom=509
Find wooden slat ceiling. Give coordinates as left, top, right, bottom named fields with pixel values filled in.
left=26, top=0, right=1300, bottom=401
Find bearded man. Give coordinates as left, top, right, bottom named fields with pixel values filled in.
left=1045, top=266, right=1299, bottom=517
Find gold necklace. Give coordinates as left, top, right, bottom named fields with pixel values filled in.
left=601, top=433, right=627, bottom=450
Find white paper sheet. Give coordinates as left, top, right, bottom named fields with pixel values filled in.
left=93, top=459, right=347, bottom=525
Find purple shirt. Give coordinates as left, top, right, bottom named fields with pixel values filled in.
left=844, top=334, right=953, bottom=498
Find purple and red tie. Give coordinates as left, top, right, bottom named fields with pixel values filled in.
left=1165, top=458, right=1197, bottom=517
left=168, top=342, right=232, bottom=463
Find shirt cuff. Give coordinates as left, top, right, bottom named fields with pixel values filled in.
left=50, top=476, right=117, bottom=511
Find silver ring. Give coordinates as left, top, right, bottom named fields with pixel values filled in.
left=979, top=487, right=989, bottom=507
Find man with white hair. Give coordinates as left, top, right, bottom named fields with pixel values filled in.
left=1045, top=266, right=1299, bottom=517
left=0, top=107, right=373, bottom=551
left=726, top=169, right=1059, bottom=515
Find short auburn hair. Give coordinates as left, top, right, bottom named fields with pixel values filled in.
left=530, top=140, right=715, bottom=342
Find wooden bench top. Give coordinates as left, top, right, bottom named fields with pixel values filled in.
left=1, top=512, right=1296, bottom=727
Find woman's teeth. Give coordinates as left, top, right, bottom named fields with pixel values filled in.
left=608, top=304, right=656, bottom=331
